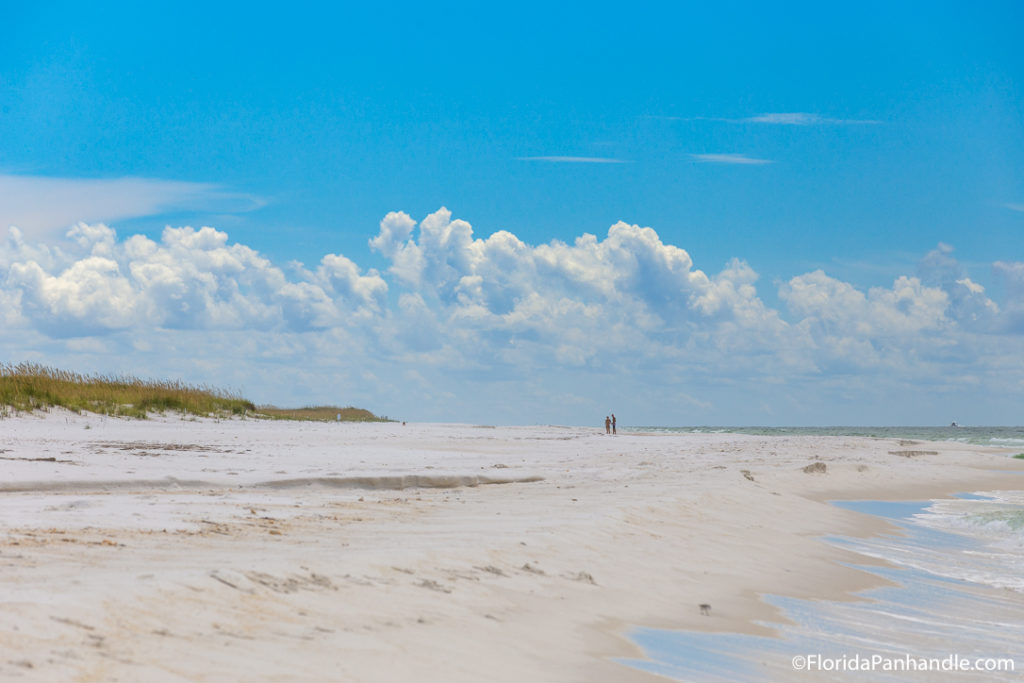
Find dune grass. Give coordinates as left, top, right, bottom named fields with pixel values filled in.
left=1014, top=454, right=1024, bottom=459
left=0, top=362, right=386, bottom=422
left=254, top=405, right=387, bottom=422
left=0, top=362, right=254, bottom=419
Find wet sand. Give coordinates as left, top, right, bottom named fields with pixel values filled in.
left=1, top=412, right=1021, bottom=681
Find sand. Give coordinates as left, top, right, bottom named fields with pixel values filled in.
left=1, top=412, right=1022, bottom=681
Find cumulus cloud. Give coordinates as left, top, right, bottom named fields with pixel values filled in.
left=777, top=245, right=1024, bottom=382
left=994, top=260, right=1024, bottom=332
left=917, top=243, right=1000, bottom=330
left=780, top=270, right=951, bottom=367
left=2, top=222, right=386, bottom=337
left=363, top=210, right=807, bottom=386
left=1, top=210, right=1022, bottom=423
left=369, top=208, right=778, bottom=335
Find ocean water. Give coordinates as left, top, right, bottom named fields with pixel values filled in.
left=627, top=425, right=1024, bottom=450
left=620, top=491, right=1024, bottom=681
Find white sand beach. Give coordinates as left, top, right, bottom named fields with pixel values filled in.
left=1, top=413, right=1023, bottom=681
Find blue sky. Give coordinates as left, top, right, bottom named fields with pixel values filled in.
left=1, top=2, right=1022, bottom=424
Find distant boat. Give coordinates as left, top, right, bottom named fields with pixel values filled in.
left=950, top=421, right=961, bottom=428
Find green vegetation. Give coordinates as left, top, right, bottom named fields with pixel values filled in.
left=0, top=362, right=386, bottom=422
left=1, top=362, right=255, bottom=418
left=1013, top=453, right=1024, bottom=459
left=255, top=405, right=387, bottom=422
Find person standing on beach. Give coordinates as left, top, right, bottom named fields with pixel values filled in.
left=605, top=416, right=611, bottom=434
left=611, top=414, right=616, bottom=435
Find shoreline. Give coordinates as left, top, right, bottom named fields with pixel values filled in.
left=620, top=491, right=1024, bottom=680
left=1, top=413, right=1022, bottom=680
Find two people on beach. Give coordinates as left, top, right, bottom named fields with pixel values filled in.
left=604, top=414, right=616, bottom=435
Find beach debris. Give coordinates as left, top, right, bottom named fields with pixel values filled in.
left=740, top=470, right=755, bottom=482
left=568, top=571, right=596, bottom=585
left=520, top=562, right=545, bottom=575
left=50, top=616, right=96, bottom=631
left=199, top=520, right=231, bottom=535
left=888, top=450, right=938, bottom=457
left=415, top=578, right=452, bottom=593
left=0, top=455, right=75, bottom=463
left=802, top=462, right=827, bottom=474
left=699, top=603, right=711, bottom=616
left=475, top=565, right=506, bottom=576
left=211, top=624, right=256, bottom=640
left=89, top=440, right=230, bottom=456
left=208, top=570, right=254, bottom=593
left=244, top=570, right=335, bottom=593
left=343, top=573, right=374, bottom=586
left=444, top=568, right=480, bottom=582
left=857, top=464, right=869, bottom=472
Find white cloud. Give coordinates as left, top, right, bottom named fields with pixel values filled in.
left=368, top=211, right=417, bottom=258
left=776, top=245, right=1024, bottom=382
left=2, top=222, right=386, bottom=336
left=1005, top=203, right=1024, bottom=213
left=994, top=260, right=1024, bottom=332
left=10, top=255, right=142, bottom=336
left=370, top=209, right=766, bottom=331
left=1, top=212, right=1022, bottom=424
left=690, top=153, right=773, bottom=165
left=0, top=174, right=263, bottom=240
left=516, top=156, right=628, bottom=163
left=743, top=112, right=881, bottom=125
left=917, top=244, right=1000, bottom=330
left=675, top=113, right=880, bottom=126
left=995, top=260, right=1024, bottom=289
left=781, top=271, right=950, bottom=340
